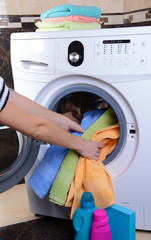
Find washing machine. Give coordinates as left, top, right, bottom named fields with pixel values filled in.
left=1, top=26, right=151, bottom=230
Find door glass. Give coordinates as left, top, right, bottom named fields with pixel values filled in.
left=0, top=126, right=24, bottom=182
left=49, top=90, right=123, bottom=165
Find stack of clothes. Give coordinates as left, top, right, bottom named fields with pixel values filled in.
left=35, top=4, right=102, bottom=31
left=29, top=108, right=120, bottom=218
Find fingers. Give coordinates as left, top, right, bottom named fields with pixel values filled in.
left=94, top=143, right=103, bottom=160
left=92, top=156, right=99, bottom=161
left=98, top=142, right=103, bottom=148
left=71, top=122, right=84, bottom=133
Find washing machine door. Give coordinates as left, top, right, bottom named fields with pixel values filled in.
left=0, top=125, right=40, bottom=193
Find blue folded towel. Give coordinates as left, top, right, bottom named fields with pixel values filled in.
left=29, top=109, right=105, bottom=199
left=41, top=4, right=102, bottom=20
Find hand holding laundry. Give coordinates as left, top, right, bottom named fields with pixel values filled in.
left=78, top=139, right=103, bottom=160
left=65, top=123, right=119, bottom=218
left=1, top=89, right=104, bottom=161
left=28, top=109, right=105, bottom=198
left=49, top=108, right=118, bottom=206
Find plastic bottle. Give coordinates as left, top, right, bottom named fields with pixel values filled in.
left=73, top=192, right=98, bottom=240
left=91, top=209, right=112, bottom=240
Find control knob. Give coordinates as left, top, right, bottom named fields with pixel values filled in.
left=69, top=52, right=80, bottom=63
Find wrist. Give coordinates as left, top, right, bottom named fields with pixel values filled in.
left=72, top=136, right=83, bottom=154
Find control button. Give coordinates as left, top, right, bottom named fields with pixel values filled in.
left=69, top=52, right=80, bottom=63
left=117, top=58, right=122, bottom=66
left=124, top=58, right=129, bottom=66
left=141, top=41, right=147, bottom=48
left=110, top=58, right=115, bottom=66
left=140, top=56, right=146, bottom=65
left=133, top=42, right=137, bottom=46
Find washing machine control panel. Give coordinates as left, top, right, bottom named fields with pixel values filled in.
left=57, top=32, right=151, bottom=77
left=95, top=35, right=151, bottom=70
left=102, top=39, right=130, bottom=56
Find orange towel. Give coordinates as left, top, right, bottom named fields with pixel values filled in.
left=65, top=123, right=120, bottom=219
left=42, top=15, right=101, bottom=24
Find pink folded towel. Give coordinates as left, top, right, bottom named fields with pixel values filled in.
left=42, top=15, right=100, bottom=24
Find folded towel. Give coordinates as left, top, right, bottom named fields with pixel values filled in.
left=49, top=108, right=118, bottom=206
left=41, top=4, right=102, bottom=20
left=42, top=16, right=101, bottom=24
left=65, top=123, right=120, bottom=218
left=35, top=21, right=101, bottom=32
left=28, top=109, right=105, bottom=198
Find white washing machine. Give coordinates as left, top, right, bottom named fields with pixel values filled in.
left=1, top=26, right=151, bottom=230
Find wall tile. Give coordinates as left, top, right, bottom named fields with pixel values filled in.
left=88, top=0, right=124, bottom=13
left=19, top=0, right=85, bottom=15
left=19, top=0, right=124, bottom=15
left=125, top=0, right=151, bottom=12
left=0, top=0, right=20, bottom=15
left=2, top=0, right=151, bottom=16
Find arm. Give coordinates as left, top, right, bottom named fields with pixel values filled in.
left=0, top=98, right=102, bottom=160
left=10, top=91, right=84, bottom=133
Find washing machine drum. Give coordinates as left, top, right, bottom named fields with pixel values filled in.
left=0, top=85, right=126, bottom=193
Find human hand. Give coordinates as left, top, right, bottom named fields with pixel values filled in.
left=77, top=139, right=103, bottom=161
left=56, top=114, right=84, bottom=133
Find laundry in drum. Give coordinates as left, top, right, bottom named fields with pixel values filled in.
left=29, top=92, right=113, bottom=199
left=49, top=107, right=119, bottom=211
left=35, top=4, right=102, bottom=31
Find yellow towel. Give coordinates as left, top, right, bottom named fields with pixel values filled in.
left=65, top=123, right=120, bottom=219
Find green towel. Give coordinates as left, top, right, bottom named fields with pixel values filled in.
left=35, top=21, right=101, bottom=31
left=49, top=108, right=118, bottom=205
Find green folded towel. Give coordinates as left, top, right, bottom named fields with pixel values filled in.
left=35, top=21, right=101, bottom=31
left=49, top=108, right=118, bottom=206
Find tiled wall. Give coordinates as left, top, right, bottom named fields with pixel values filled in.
left=125, top=0, right=151, bottom=12
left=0, top=0, right=124, bottom=15
left=0, top=0, right=151, bottom=175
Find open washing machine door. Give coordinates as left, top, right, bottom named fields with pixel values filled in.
left=23, top=74, right=138, bottom=220
left=31, top=75, right=137, bottom=180
left=0, top=126, right=41, bottom=193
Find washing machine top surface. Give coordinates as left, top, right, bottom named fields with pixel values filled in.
left=11, top=26, right=151, bottom=40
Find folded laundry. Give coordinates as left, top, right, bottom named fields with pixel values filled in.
left=35, top=21, right=101, bottom=32
left=41, top=4, right=102, bottom=20
left=42, top=15, right=101, bottom=24
left=65, top=123, right=120, bottom=219
left=49, top=108, right=118, bottom=206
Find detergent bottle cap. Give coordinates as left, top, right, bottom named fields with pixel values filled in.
left=80, top=192, right=95, bottom=209
left=93, top=209, right=109, bottom=225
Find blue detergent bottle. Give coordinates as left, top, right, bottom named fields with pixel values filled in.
left=73, top=192, right=98, bottom=240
